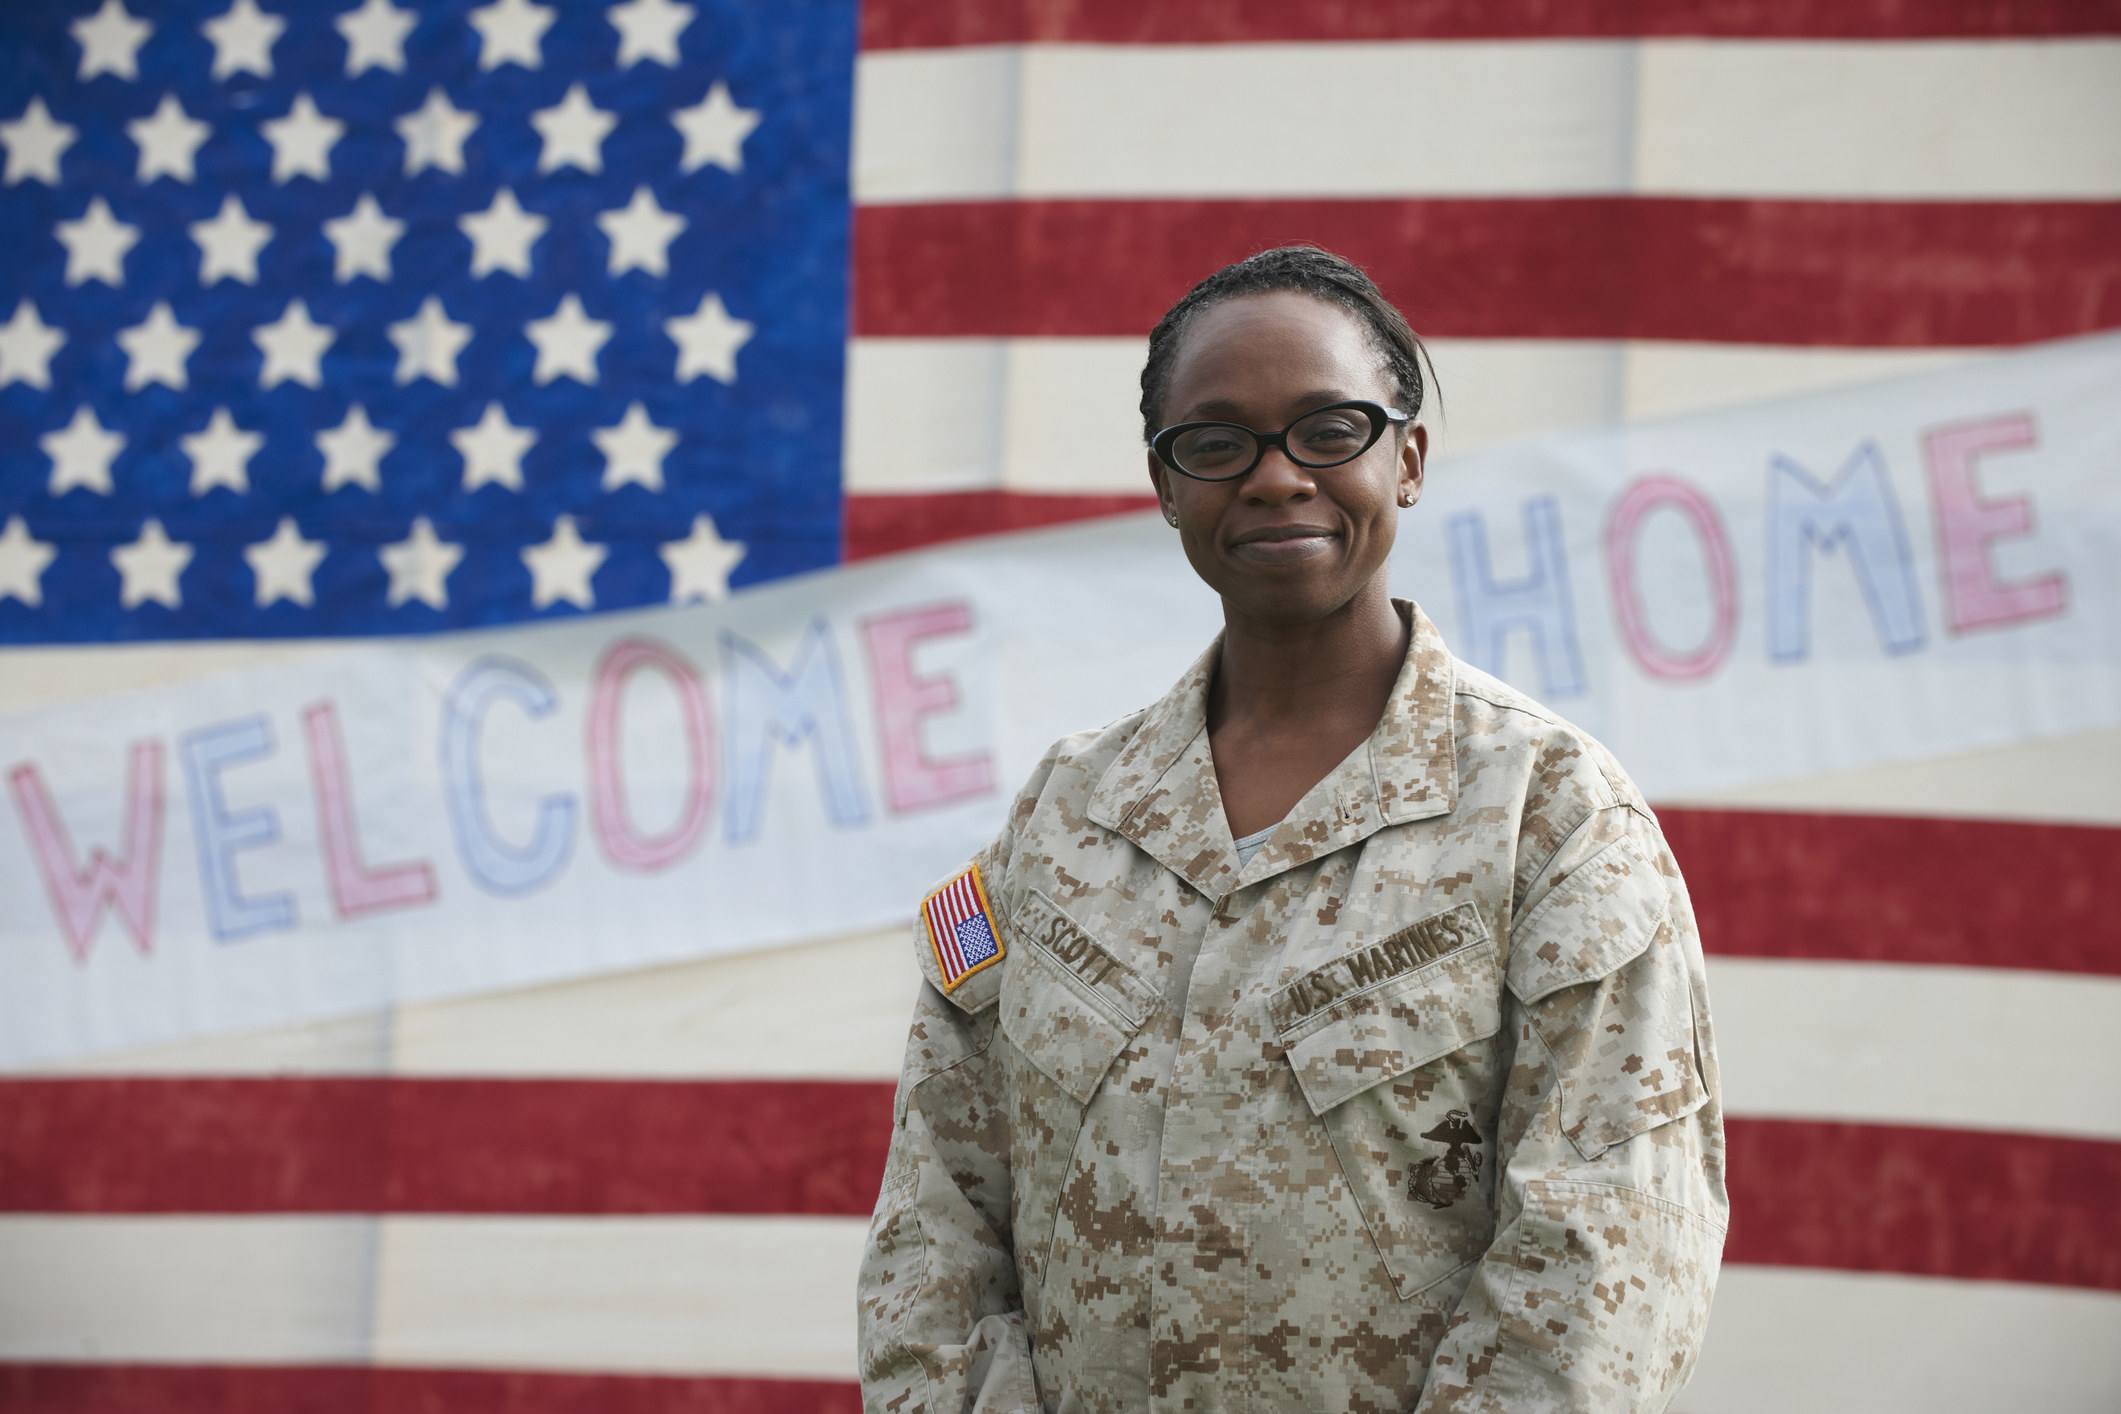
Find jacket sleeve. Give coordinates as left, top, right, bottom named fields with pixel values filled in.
left=856, top=966, right=1037, bottom=1414
left=858, top=741, right=1076, bottom=1414
left=1413, top=803, right=1729, bottom=1414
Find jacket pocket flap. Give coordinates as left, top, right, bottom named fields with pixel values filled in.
left=1534, top=917, right=1710, bottom=1161
left=999, top=896, right=1153, bottom=1106
left=1012, top=889, right=1160, bottom=1028
left=1506, top=835, right=1671, bottom=1006
left=1278, top=938, right=1502, bottom=1116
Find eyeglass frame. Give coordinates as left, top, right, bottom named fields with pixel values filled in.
left=1150, top=400, right=1413, bottom=483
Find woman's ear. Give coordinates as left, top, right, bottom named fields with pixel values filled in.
left=1398, top=424, right=1428, bottom=508
left=1148, top=452, right=1179, bottom=526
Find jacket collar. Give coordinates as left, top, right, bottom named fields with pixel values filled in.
left=1087, top=601, right=1460, bottom=897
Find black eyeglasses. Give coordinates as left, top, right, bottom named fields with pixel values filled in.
left=1151, top=401, right=1410, bottom=483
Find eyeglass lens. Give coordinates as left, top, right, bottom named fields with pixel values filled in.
left=1168, top=405, right=1377, bottom=477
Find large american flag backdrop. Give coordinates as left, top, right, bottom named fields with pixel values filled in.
left=2, top=2, right=2118, bottom=1411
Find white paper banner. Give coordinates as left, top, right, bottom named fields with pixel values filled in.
left=4, top=333, right=2117, bottom=1066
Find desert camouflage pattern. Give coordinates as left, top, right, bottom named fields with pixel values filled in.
left=858, top=603, right=1727, bottom=1413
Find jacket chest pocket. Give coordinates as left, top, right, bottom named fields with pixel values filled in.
left=1273, top=908, right=1504, bottom=1303
left=996, top=890, right=1156, bottom=1297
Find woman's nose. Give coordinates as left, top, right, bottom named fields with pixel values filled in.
left=1241, top=444, right=1317, bottom=503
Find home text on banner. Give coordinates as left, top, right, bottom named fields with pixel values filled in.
left=2, top=333, right=2117, bottom=1066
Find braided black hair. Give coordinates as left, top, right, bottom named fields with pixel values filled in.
left=1138, top=246, right=1437, bottom=443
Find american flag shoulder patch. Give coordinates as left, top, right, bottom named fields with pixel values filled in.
left=921, top=864, right=1005, bottom=992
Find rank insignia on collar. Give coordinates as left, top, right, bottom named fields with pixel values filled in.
left=922, top=863, right=1005, bottom=992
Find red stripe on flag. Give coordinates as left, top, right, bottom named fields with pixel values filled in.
left=0, top=1078, right=896, bottom=1217
left=0, top=1365, right=858, bottom=1414
left=1662, top=808, right=2121, bottom=975
left=853, top=198, right=2121, bottom=347
left=4, top=1077, right=2116, bottom=1290
left=932, top=879, right=962, bottom=973
left=862, top=0, right=2121, bottom=47
left=843, top=491, right=1159, bottom=562
left=1723, top=1118, right=2121, bottom=1290
left=928, top=877, right=969, bottom=978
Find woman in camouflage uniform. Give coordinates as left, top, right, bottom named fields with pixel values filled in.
left=858, top=247, right=1727, bottom=1413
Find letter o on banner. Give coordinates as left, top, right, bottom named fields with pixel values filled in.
left=1605, top=475, right=1738, bottom=681
left=588, top=638, right=715, bottom=871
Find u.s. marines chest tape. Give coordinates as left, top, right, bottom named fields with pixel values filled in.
left=1269, top=901, right=1490, bottom=1037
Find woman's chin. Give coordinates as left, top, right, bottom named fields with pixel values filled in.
left=1218, top=577, right=1368, bottom=629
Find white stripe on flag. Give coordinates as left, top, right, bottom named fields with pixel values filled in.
left=21, top=936, right=2121, bottom=1146
left=1675, top=725, right=2121, bottom=828
left=7, top=1213, right=2118, bottom=1405
left=937, top=877, right=962, bottom=979
left=0, top=1215, right=374, bottom=1364
left=928, top=875, right=975, bottom=978
left=373, top=1215, right=864, bottom=1376
left=0, top=1214, right=865, bottom=1377
left=1681, top=1266, right=2121, bottom=1412
left=853, top=41, right=2121, bottom=203
left=1710, top=959, right=2121, bottom=1141
left=843, top=338, right=1983, bottom=495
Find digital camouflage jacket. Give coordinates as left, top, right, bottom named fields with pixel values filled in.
left=858, top=604, right=1727, bottom=1414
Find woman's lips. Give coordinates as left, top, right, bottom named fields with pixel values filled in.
left=1228, top=528, right=1338, bottom=563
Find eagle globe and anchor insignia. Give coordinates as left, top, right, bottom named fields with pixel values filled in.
left=1407, top=1109, right=1484, bottom=1209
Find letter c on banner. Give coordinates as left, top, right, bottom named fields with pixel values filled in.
left=587, top=637, right=714, bottom=872
left=1605, top=475, right=1738, bottom=681
left=440, top=657, right=576, bottom=896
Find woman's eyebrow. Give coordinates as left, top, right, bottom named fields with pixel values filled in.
left=1184, top=390, right=1353, bottom=421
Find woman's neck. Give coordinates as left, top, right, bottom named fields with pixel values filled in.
left=1209, top=579, right=1408, bottom=734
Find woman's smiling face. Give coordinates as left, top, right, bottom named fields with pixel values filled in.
left=1149, top=290, right=1426, bottom=627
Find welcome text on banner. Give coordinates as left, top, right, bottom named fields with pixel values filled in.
left=3, top=332, right=2116, bottom=1066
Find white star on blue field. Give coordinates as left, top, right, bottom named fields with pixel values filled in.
left=0, top=0, right=857, bottom=640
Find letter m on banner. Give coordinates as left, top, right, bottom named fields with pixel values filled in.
left=1766, top=443, right=1927, bottom=662
left=722, top=619, right=871, bottom=844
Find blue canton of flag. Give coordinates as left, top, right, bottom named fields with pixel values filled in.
left=953, top=912, right=997, bottom=969
left=0, top=0, right=856, bottom=641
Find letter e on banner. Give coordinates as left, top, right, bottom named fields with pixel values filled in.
left=1606, top=476, right=1737, bottom=681
left=181, top=717, right=297, bottom=942
left=1923, top=413, right=2069, bottom=633
left=862, top=601, right=995, bottom=814
left=8, top=741, right=165, bottom=962
left=588, top=637, right=714, bottom=871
